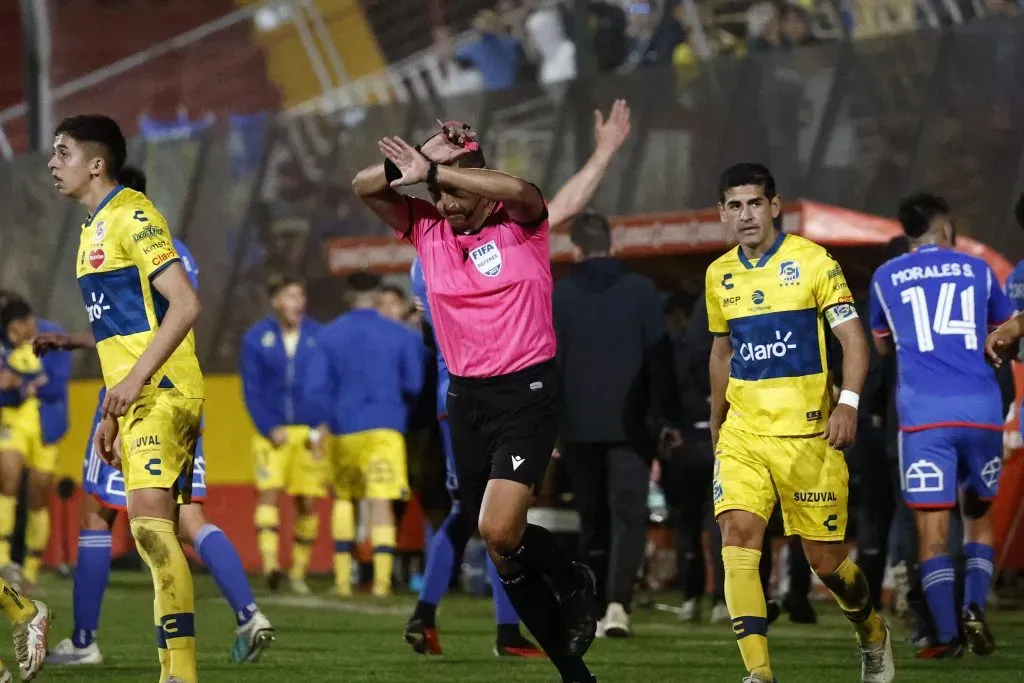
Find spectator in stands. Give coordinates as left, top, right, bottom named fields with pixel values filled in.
left=553, top=213, right=682, bottom=638
left=579, top=0, right=629, bottom=72
left=623, top=0, right=688, bottom=70
left=779, top=4, right=818, bottom=48
left=433, top=27, right=485, bottom=98
left=747, top=2, right=783, bottom=51
left=525, top=4, right=577, bottom=85
left=454, top=10, right=522, bottom=91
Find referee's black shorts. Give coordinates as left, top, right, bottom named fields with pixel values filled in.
left=446, top=359, right=559, bottom=520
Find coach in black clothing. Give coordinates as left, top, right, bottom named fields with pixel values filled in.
left=553, top=213, right=680, bottom=638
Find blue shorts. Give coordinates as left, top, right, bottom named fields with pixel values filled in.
left=82, top=398, right=207, bottom=510
left=899, top=427, right=1003, bottom=509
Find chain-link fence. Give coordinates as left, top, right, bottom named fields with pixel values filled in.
left=2, top=23, right=1024, bottom=375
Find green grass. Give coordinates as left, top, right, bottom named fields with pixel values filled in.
left=24, top=571, right=1024, bottom=682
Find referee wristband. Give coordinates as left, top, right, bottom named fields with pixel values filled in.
left=384, top=158, right=402, bottom=183
left=838, top=390, right=860, bottom=410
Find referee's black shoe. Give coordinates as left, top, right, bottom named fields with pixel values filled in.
left=560, top=562, right=598, bottom=658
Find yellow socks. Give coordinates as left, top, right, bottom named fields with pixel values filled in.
left=0, top=577, right=35, bottom=624
left=371, top=524, right=396, bottom=597
left=23, top=508, right=50, bottom=586
left=0, top=495, right=16, bottom=566
left=131, top=517, right=196, bottom=683
left=155, top=598, right=170, bottom=682
left=255, top=504, right=280, bottom=575
left=332, top=500, right=354, bottom=595
left=818, top=556, right=888, bottom=647
left=723, top=546, right=772, bottom=679
left=290, top=514, right=318, bottom=581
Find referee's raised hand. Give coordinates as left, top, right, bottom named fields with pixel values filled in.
left=379, top=137, right=430, bottom=188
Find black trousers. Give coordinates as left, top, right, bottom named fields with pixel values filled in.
left=847, top=424, right=898, bottom=610
left=563, top=442, right=650, bottom=615
left=663, top=434, right=715, bottom=600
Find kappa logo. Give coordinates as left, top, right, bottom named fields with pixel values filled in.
left=89, top=248, right=106, bottom=269
left=469, top=240, right=502, bottom=277
left=511, top=453, right=525, bottom=471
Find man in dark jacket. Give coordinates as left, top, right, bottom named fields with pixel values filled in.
left=553, top=212, right=681, bottom=638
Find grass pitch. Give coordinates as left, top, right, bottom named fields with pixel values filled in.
left=22, top=572, right=1024, bottom=682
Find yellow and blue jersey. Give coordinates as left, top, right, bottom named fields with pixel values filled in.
left=705, top=232, right=856, bottom=436
left=75, top=186, right=203, bottom=399
left=0, top=320, right=72, bottom=445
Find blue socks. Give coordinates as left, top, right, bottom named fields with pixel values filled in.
left=963, top=542, right=995, bottom=609
left=487, top=557, right=518, bottom=625
left=921, top=554, right=958, bottom=643
left=419, top=510, right=458, bottom=608
left=194, top=524, right=258, bottom=626
left=72, top=530, right=112, bottom=648
left=414, top=501, right=521, bottom=629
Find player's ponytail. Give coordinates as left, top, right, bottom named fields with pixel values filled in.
left=117, top=165, right=147, bottom=193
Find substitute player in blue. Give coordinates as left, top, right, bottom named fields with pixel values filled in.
left=870, top=193, right=1013, bottom=659
left=39, top=166, right=274, bottom=666
left=404, top=256, right=543, bottom=657
left=1005, top=194, right=1024, bottom=313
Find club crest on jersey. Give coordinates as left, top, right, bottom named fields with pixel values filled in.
left=261, top=331, right=276, bottom=348
left=93, top=222, right=106, bottom=242
left=88, top=248, right=105, bottom=269
left=779, top=260, right=800, bottom=285
left=469, top=240, right=502, bottom=277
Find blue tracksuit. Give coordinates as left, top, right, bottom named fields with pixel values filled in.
left=311, top=308, right=425, bottom=436
left=240, top=316, right=324, bottom=436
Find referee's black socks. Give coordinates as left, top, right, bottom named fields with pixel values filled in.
left=498, top=566, right=593, bottom=681
left=516, top=524, right=578, bottom=593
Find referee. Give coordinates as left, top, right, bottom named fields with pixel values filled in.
left=353, top=123, right=597, bottom=683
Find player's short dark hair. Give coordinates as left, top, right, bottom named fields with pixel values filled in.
left=54, top=115, right=127, bottom=179
left=718, top=163, right=776, bottom=202
left=1014, top=193, right=1024, bottom=230
left=267, top=274, right=305, bottom=298
left=379, top=283, right=406, bottom=301
left=569, top=212, right=612, bottom=257
left=0, top=296, right=32, bottom=331
left=347, top=271, right=382, bottom=294
left=897, top=192, right=949, bottom=238
left=117, top=165, right=147, bottom=193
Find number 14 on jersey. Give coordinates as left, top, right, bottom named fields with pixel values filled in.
left=901, top=282, right=977, bottom=351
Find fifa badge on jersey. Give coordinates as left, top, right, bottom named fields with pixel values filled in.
left=469, top=240, right=502, bottom=277
left=779, top=260, right=800, bottom=285
left=93, top=222, right=106, bottom=243
left=261, top=331, right=276, bottom=348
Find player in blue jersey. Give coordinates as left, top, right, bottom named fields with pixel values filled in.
left=37, top=166, right=274, bottom=667
left=870, top=193, right=1014, bottom=659
left=404, top=257, right=543, bottom=657
left=1006, top=194, right=1024, bottom=313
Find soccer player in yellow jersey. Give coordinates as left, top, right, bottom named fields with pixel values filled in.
left=49, top=114, right=203, bottom=683
left=705, top=164, right=894, bottom=683
left=0, top=305, right=52, bottom=682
